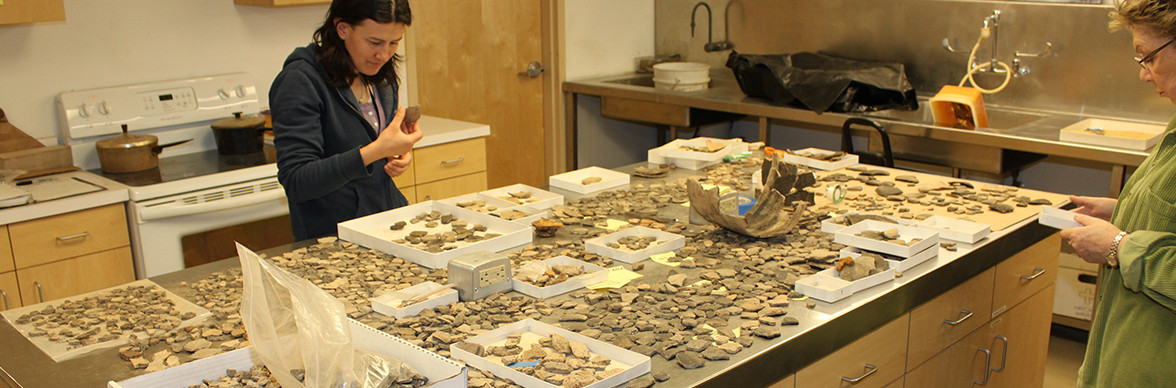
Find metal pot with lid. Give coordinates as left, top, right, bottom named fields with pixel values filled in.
left=96, top=124, right=190, bottom=173
left=211, top=112, right=267, bottom=155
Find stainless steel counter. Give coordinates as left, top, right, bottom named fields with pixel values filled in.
left=564, top=70, right=1160, bottom=195
left=0, top=162, right=1057, bottom=387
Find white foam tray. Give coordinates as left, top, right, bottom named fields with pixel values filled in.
left=917, top=215, right=991, bottom=244
left=338, top=201, right=532, bottom=269
left=794, top=273, right=853, bottom=303
left=840, top=245, right=938, bottom=273
left=583, top=226, right=686, bottom=263
left=372, top=281, right=459, bottom=319
left=782, top=147, right=860, bottom=171
left=817, top=264, right=895, bottom=293
left=479, top=183, right=564, bottom=210
left=489, top=204, right=550, bottom=227
left=820, top=211, right=914, bottom=233
left=549, top=166, right=630, bottom=194
left=833, top=220, right=939, bottom=258
left=1058, top=118, right=1165, bottom=151
left=511, top=256, right=609, bottom=299
left=436, top=193, right=518, bottom=214
left=450, top=318, right=651, bottom=388
left=111, top=319, right=466, bottom=388
left=648, top=138, right=748, bottom=170
left=1039, top=206, right=1083, bottom=230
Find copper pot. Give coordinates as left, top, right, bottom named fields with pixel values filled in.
left=96, top=124, right=189, bottom=173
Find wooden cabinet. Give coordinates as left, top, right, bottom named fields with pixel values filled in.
left=0, top=0, right=65, bottom=25
left=10, top=204, right=129, bottom=269
left=993, top=234, right=1059, bottom=316
left=908, top=267, right=994, bottom=369
left=0, top=271, right=18, bottom=311
left=16, top=247, right=134, bottom=305
left=233, top=0, right=329, bottom=7
left=798, top=315, right=910, bottom=388
left=0, top=226, right=11, bottom=274
left=985, top=284, right=1055, bottom=388
left=396, top=137, right=489, bottom=203
left=768, top=374, right=795, bottom=388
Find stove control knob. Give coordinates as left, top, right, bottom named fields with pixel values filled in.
left=78, top=103, right=93, bottom=118
left=97, top=101, right=112, bottom=116
left=218, top=88, right=231, bottom=100
left=235, top=86, right=247, bottom=98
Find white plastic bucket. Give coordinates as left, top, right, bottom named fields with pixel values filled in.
left=653, top=62, right=710, bottom=91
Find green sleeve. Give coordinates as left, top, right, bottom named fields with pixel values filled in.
left=1117, top=230, right=1176, bottom=312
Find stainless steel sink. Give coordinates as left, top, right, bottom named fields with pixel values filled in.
left=862, top=103, right=1049, bottom=130
left=603, top=75, right=656, bottom=87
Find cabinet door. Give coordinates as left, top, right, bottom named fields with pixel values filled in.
left=906, top=322, right=995, bottom=388
left=993, top=233, right=1059, bottom=317
left=768, top=374, right=795, bottom=388
left=413, top=138, right=487, bottom=184
left=796, top=314, right=909, bottom=388
left=0, top=271, right=19, bottom=311
left=415, top=171, right=488, bottom=202
left=0, top=0, right=65, bottom=25
left=908, top=267, right=995, bottom=370
left=400, top=186, right=417, bottom=205
left=10, top=204, right=129, bottom=269
left=17, top=247, right=134, bottom=305
left=0, top=226, right=13, bottom=273
left=987, top=284, right=1055, bottom=388
left=393, top=156, right=417, bottom=189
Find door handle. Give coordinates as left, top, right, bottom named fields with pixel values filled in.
left=519, top=61, right=545, bottom=78
left=56, top=232, right=90, bottom=242
left=974, top=347, right=992, bottom=385
left=1, top=289, right=7, bottom=310
left=992, top=336, right=1009, bottom=373
left=35, top=281, right=44, bottom=303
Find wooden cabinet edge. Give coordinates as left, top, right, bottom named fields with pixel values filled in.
left=0, top=0, right=65, bottom=25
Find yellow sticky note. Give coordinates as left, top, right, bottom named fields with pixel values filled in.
left=600, top=219, right=630, bottom=231
left=696, top=324, right=719, bottom=338
left=650, top=252, right=680, bottom=267
left=586, top=266, right=644, bottom=290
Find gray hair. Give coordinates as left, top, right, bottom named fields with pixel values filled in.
left=1110, top=0, right=1176, bottom=38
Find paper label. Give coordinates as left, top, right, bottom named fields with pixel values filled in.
left=600, top=219, right=630, bottom=231
left=587, top=266, right=644, bottom=289
left=650, top=252, right=680, bottom=266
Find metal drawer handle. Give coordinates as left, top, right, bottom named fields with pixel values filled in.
left=56, top=232, right=90, bottom=242
left=1, top=289, right=7, bottom=310
left=974, top=347, right=992, bottom=385
left=35, top=281, right=44, bottom=303
left=944, top=309, right=974, bottom=325
left=992, top=336, right=1009, bottom=373
left=440, top=157, right=465, bottom=165
left=1019, top=267, right=1046, bottom=280
left=840, top=364, right=877, bottom=383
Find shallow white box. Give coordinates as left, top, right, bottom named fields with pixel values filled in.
left=480, top=183, right=564, bottom=209
left=649, top=138, right=748, bottom=170
left=549, top=166, right=630, bottom=194
left=834, top=220, right=939, bottom=258
left=840, top=245, right=938, bottom=273
left=372, top=281, right=459, bottom=319
left=820, top=211, right=914, bottom=233
left=450, top=318, right=651, bottom=388
left=781, top=147, right=860, bottom=171
left=511, top=256, right=609, bottom=299
left=817, top=265, right=895, bottom=294
left=794, top=273, right=853, bottom=303
left=338, top=201, right=532, bottom=269
left=489, top=205, right=550, bottom=226
left=112, top=319, right=466, bottom=388
left=917, top=215, right=991, bottom=243
left=1053, top=267, right=1097, bottom=321
left=584, top=226, right=687, bottom=263
left=436, top=193, right=518, bottom=214
left=1039, top=206, right=1082, bottom=230
left=1059, top=118, right=1165, bottom=151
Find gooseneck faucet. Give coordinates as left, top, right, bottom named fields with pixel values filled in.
left=691, top=1, right=733, bottom=52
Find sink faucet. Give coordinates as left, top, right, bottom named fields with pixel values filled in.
left=691, top=1, right=734, bottom=52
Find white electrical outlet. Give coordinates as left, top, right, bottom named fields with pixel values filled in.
left=449, top=251, right=513, bottom=301
left=479, top=264, right=507, bottom=287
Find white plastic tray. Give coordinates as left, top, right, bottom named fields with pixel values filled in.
left=781, top=147, right=860, bottom=171
left=435, top=193, right=518, bottom=214
left=338, top=201, right=532, bottom=269
left=840, top=246, right=938, bottom=273
left=371, top=281, right=459, bottom=319
left=489, top=204, right=550, bottom=226
left=917, top=215, right=991, bottom=244
left=449, top=318, right=650, bottom=388
left=511, top=256, right=609, bottom=299
left=648, top=138, right=748, bottom=170
left=1058, top=118, right=1165, bottom=151
left=548, top=166, right=630, bottom=194
left=1039, top=207, right=1082, bottom=230
left=817, top=265, right=895, bottom=293
left=794, top=273, right=853, bottom=303
left=479, top=183, right=564, bottom=210
left=820, top=211, right=914, bottom=233
left=833, top=220, right=939, bottom=258
left=583, top=226, right=686, bottom=263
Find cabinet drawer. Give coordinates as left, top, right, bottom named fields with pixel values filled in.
left=768, top=374, right=794, bottom=388
left=908, top=267, right=995, bottom=370
left=415, top=172, right=488, bottom=202
left=17, top=247, right=134, bottom=305
left=993, top=233, right=1059, bottom=317
left=10, top=204, right=130, bottom=269
left=0, top=226, right=12, bottom=273
left=414, top=138, right=487, bottom=184
left=0, top=271, right=19, bottom=311
left=796, top=314, right=909, bottom=388
left=400, top=186, right=417, bottom=205
left=906, top=313, right=998, bottom=388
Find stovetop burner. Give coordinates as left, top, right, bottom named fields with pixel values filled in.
left=89, top=150, right=273, bottom=187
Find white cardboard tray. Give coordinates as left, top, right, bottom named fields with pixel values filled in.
left=782, top=147, right=860, bottom=171
left=490, top=204, right=551, bottom=227
left=511, top=256, right=609, bottom=299
left=583, top=226, right=686, bottom=263
left=338, top=201, right=532, bottom=269
left=479, top=183, right=564, bottom=210
left=794, top=273, right=853, bottom=303
left=817, top=265, right=895, bottom=293
left=112, top=319, right=466, bottom=388
left=648, top=138, right=748, bottom=170
left=372, top=281, right=459, bottom=319
left=917, top=215, right=991, bottom=243
left=840, top=246, right=938, bottom=273
left=820, top=211, right=914, bottom=233
left=549, top=166, right=630, bottom=194
left=1058, top=118, right=1165, bottom=151
left=436, top=193, right=518, bottom=214
left=1039, top=206, right=1083, bottom=230
left=1, top=279, right=212, bottom=362
left=833, top=220, right=939, bottom=258
left=450, top=318, right=651, bottom=388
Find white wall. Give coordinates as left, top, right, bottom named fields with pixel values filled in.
left=0, top=0, right=329, bottom=142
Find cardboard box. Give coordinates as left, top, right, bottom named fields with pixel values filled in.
left=584, top=226, right=686, bottom=263
left=548, top=166, right=630, bottom=194
left=371, top=281, right=459, bottom=319
left=1053, top=267, right=1097, bottom=321
left=479, top=183, right=564, bottom=210
left=833, top=220, right=939, bottom=258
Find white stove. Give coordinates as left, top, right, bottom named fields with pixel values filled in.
left=57, top=73, right=288, bottom=278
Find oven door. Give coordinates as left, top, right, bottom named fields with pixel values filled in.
left=130, top=177, right=289, bottom=278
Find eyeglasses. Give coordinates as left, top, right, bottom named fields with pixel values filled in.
left=1136, top=38, right=1176, bottom=70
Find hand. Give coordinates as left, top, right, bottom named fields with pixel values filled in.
left=384, top=151, right=413, bottom=178
left=1059, top=214, right=1123, bottom=264
left=360, top=108, right=424, bottom=165
left=1070, top=195, right=1117, bottom=222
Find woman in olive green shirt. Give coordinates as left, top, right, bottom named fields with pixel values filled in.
left=1061, top=1, right=1176, bottom=386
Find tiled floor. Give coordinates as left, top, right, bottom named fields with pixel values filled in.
left=1044, top=324, right=1088, bottom=388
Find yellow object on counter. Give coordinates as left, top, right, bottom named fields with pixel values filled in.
left=930, top=85, right=989, bottom=129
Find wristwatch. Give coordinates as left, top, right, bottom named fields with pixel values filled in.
left=1107, top=231, right=1128, bottom=268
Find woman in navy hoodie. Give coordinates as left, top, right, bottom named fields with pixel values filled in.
left=270, top=0, right=421, bottom=240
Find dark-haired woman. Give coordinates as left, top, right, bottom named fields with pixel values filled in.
left=270, top=0, right=421, bottom=240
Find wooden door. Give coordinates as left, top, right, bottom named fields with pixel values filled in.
left=987, top=285, right=1055, bottom=388
left=411, top=0, right=552, bottom=188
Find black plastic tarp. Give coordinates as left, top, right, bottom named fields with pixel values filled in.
left=726, top=51, right=918, bottom=114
